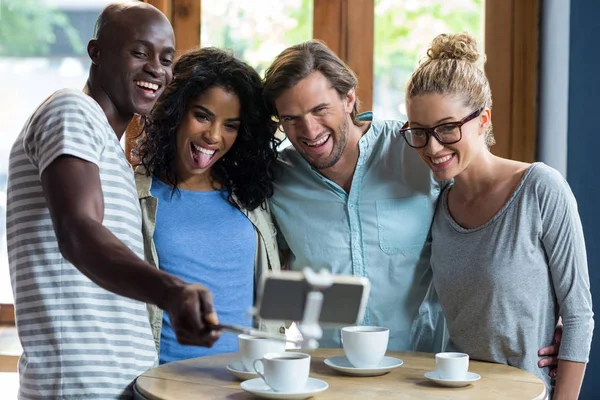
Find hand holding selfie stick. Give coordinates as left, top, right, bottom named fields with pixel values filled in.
left=211, top=268, right=367, bottom=351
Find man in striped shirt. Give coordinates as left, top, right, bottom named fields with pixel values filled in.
left=7, top=3, right=219, bottom=399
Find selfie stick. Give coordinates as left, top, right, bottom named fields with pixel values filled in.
left=298, top=267, right=333, bottom=350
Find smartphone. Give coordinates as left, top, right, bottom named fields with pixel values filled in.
left=255, top=270, right=370, bottom=327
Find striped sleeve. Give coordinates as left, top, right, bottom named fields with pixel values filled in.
left=22, top=91, right=107, bottom=176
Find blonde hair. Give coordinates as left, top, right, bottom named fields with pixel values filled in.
left=406, top=33, right=495, bottom=146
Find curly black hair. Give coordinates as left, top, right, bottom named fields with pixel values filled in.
left=138, top=47, right=279, bottom=211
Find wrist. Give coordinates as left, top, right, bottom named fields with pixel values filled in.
left=153, top=271, right=186, bottom=311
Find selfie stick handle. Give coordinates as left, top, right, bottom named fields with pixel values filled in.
left=298, top=267, right=333, bottom=350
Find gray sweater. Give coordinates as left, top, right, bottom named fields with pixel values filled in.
left=430, top=163, right=594, bottom=391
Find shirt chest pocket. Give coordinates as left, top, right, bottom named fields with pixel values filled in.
left=375, top=196, right=433, bottom=255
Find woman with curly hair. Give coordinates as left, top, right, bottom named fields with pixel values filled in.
left=134, top=47, right=282, bottom=364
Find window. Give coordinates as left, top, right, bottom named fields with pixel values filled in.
left=201, top=0, right=313, bottom=76
left=0, top=0, right=114, bottom=304
left=373, top=0, right=485, bottom=120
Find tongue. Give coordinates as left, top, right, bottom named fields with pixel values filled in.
left=197, top=151, right=214, bottom=169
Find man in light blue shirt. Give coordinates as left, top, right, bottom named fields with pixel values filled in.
left=262, top=41, right=562, bottom=370
left=263, top=40, right=445, bottom=351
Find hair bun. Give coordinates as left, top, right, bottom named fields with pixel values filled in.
left=427, top=33, right=481, bottom=63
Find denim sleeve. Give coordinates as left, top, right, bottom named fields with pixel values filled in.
left=410, top=270, right=449, bottom=353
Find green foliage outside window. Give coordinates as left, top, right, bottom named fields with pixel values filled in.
left=0, top=0, right=84, bottom=57
left=373, top=0, right=484, bottom=118
left=201, top=0, right=313, bottom=77
left=201, top=0, right=482, bottom=118
left=0, top=0, right=482, bottom=118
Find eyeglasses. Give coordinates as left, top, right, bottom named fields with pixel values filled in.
left=399, top=107, right=484, bottom=149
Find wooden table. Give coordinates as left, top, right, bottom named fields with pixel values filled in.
left=135, top=349, right=547, bottom=399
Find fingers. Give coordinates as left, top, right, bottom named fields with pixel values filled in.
left=538, top=356, right=558, bottom=368
left=185, top=287, right=204, bottom=332
left=199, top=289, right=219, bottom=325
left=174, top=325, right=220, bottom=347
left=538, top=323, right=561, bottom=371
left=172, top=285, right=221, bottom=348
left=538, top=343, right=559, bottom=356
left=198, top=288, right=220, bottom=346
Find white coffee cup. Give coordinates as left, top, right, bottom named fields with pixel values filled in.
left=238, top=334, right=287, bottom=372
left=435, top=352, right=469, bottom=380
left=341, top=326, right=389, bottom=368
left=253, top=352, right=311, bottom=392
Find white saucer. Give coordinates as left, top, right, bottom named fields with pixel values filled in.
left=324, top=356, right=403, bottom=377
left=226, top=361, right=258, bottom=381
left=424, top=371, right=481, bottom=387
left=240, top=377, right=328, bottom=399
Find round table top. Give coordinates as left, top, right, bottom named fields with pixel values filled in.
left=136, top=349, right=547, bottom=400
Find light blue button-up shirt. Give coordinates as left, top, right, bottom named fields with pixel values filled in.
left=269, top=116, right=447, bottom=351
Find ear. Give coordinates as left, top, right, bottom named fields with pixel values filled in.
left=479, top=108, right=492, bottom=136
left=87, top=39, right=100, bottom=65
left=344, top=88, right=356, bottom=114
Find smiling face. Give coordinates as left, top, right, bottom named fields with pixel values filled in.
left=274, top=72, right=355, bottom=170
left=175, top=87, right=241, bottom=185
left=91, top=6, right=175, bottom=117
left=406, top=93, right=491, bottom=181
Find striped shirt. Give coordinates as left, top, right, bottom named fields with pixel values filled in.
left=7, top=89, right=157, bottom=399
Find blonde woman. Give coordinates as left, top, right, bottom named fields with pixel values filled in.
left=401, top=33, right=594, bottom=398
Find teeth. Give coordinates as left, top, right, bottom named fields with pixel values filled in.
left=305, top=135, right=329, bottom=147
left=191, top=142, right=216, bottom=155
left=135, top=81, right=159, bottom=91
left=431, top=154, right=453, bottom=165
